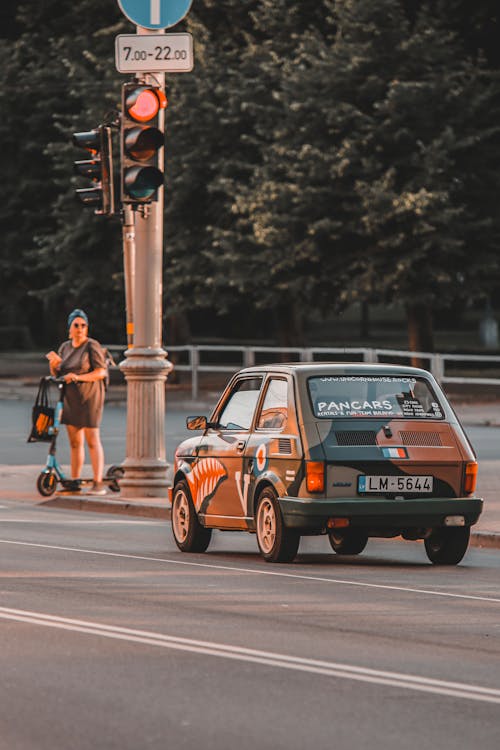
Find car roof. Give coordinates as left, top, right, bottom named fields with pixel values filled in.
left=237, top=362, right=433, bottom=378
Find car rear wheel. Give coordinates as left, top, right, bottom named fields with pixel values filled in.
left=256, top=487, right=300, bottom=563
left=171, top=480, right=212, bottom=553
left=424, top=526, right=470, bottom=565
left=328, top=529, right=368, bottom=555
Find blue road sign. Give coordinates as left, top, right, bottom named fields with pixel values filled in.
left=117, top=0, right=193, bottom=30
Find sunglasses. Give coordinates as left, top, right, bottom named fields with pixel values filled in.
left=72, top=323, right=87, bottom=328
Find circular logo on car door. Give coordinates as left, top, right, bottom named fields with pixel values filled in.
left=255, top=443, right=268, bottom=474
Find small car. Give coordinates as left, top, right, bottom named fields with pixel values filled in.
left=169, top=363, right=483, bottom=564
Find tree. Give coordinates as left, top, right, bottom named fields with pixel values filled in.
left=339, top=2, right=500, bottom=353
left=209, top=0, right=500, bottom=351
left=0, top=0, right=126, bottom=344
left=204, top=1, right=340, bottom=345
left=2, top=0, right=500, bottom=350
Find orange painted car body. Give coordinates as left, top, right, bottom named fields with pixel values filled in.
left=171, top=363, right=482, bottom=539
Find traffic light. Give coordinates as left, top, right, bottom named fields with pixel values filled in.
left=73, top=125, right=115, bottom=215
left=121, top=83, right=166, bottom=204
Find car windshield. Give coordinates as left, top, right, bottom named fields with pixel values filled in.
left=308, top=375, right=444, bottom=419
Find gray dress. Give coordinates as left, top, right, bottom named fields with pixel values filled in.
left=57, top=338, right=106, bottom=428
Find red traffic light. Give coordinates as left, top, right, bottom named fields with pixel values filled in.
left=125, top=86, right=167, bottom=123
left=121, top=83, right=166, bottom=204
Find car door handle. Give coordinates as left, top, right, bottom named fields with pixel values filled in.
left=236, top=440, right=246, bottom=452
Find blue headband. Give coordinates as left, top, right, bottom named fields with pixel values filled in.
left=68, top=308, right=89, bottom=328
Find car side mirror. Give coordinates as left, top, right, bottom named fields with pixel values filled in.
left=186, top=415, right=208, bottom=431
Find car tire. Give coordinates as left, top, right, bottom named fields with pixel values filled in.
left=171, top=480, right=212, bottom=553
left=256, top=487, right=300, bottom=563
left=328, top=529, right=368, bottom=555
left=424, top=526, right=470, bottom=565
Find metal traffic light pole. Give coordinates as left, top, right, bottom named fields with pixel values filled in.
left=119, top=26, right=173, bottom=498
left=122, top=204, right=135, bottom=349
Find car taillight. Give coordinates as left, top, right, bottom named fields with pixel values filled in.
left=306, top=461, right=325, bottom=493
left=464, top=462, right=478, bottom=495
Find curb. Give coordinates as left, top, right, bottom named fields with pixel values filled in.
left=38, top=494, right=500, bottom=550
left=470, top=531, right=500, bottom=550
left=40, top=494, right=170, bottom=520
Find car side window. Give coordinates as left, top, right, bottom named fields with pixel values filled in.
left=256, top=378, right=288, bottom=430
left=217, top=377, right=263, bottom=430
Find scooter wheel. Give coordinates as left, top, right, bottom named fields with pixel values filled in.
left=37, top=472, right=57, bottom=497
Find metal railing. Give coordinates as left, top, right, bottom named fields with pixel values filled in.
left=105, top=345, right=500, bottom=400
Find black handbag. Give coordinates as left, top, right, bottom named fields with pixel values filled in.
left=27, top=378, right=55, bottom=443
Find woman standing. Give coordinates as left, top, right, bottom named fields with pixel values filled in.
left=46, top=309, right=107, bottom=495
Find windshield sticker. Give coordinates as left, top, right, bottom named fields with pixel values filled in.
left=316, top=400, right=395, bottom=417
left=310, top=375, right=443, bottom=419
left=398, top=398, right=442, bottom=418
left=318, top=376, right=417, bottom=384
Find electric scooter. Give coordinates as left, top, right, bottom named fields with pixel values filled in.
left=35, top=376, right=123, bottom=497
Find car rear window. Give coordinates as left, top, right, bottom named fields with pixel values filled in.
left=308, top=376, right=444, bottom=419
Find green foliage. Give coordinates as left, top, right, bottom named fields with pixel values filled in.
left=1, top=0, right=500, bottom=348
left=205, top=0, right=500, bottom=343
left=0, top=0, right=127, bottom=342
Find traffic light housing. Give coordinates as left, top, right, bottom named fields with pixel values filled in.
left=121, top=83, right=166, bottom=204
left=73, top=125, right=115, bottom=215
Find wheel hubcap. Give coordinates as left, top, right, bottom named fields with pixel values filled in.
left=173, top=490, right=190, bottom=542
left=257, top=498, right=276, bottom=553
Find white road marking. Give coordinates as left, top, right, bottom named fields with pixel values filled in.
left=1, top=604, right=499, bottom=704
left=0, top=520, right=157, bottom=525
left=1, top=538, right=500, bottom=604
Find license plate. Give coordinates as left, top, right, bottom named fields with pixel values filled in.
left=358, top=475, right=434, bottom=493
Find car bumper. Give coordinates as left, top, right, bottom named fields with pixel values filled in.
left=278, top=496, right=483, bottom=530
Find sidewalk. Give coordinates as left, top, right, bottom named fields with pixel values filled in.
left=0, top=464, right=172, bottom=519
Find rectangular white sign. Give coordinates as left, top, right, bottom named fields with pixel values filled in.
left=115, top=33, right=194, bottom=73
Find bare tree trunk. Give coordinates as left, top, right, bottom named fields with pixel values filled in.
left=166, top=312, right=191, bottom=346
left=273, top=302, right=305, bottom=358
left=165, top=312, right=191, bottom=384
left=406, top=303, right=434, bottom=368
left=360, top=301, right=370, bottom=339
left=42, top=294, right=68, bottom=346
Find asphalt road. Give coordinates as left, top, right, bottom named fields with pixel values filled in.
left=0, top=398, right=497, bottom=467
left=1, top=499, right=500, bottom=750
